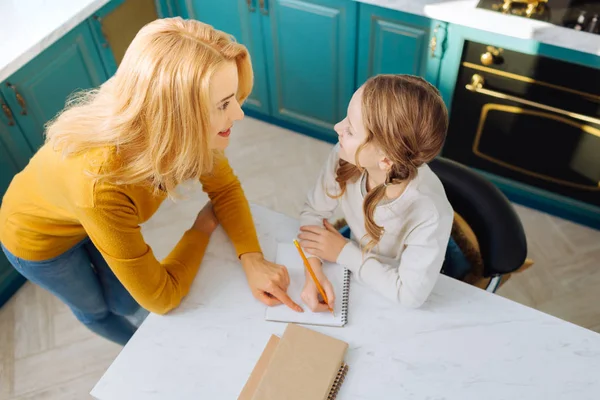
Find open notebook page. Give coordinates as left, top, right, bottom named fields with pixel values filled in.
left=265, top=243, right=349, bottom=327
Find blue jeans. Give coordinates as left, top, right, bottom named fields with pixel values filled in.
left=1, top=238, right=147, bottom=345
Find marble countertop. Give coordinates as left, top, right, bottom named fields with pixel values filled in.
left=91, top=204, right=600, bottom=400
left=0, top=0, right=111, bottom=83
left=356, top=0, right=600, bottom=56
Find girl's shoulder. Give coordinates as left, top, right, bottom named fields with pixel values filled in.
left=402, top=164, right=454, bottom=221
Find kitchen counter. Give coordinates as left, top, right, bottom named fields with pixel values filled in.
left=1, top=1, right=598, bottom=84
left=0, top=0, right=111, bottom=82
left=356, top=0, right=600, bottom=56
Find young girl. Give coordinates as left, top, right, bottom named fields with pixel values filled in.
left=298, top=74, right=453, bottom=311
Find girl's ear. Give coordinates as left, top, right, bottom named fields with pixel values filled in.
left=378, top=156, right=393, bottom=174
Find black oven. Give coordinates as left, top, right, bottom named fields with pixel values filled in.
left=442, top=40, right=600, bottom=218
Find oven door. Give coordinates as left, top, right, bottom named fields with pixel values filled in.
left=443, top=43, right=600, bottom=209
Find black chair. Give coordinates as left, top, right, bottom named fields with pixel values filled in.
left=430, top=157, right=530, bottom=292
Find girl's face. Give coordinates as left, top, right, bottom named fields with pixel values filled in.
left=209, top=61, right=245, bottom=150
left=334, top=87, right=384, bottom=171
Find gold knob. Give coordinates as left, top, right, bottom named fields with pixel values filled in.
left=1, top=102, right=15, bottom=126
left=481, top=52, right=494, bottom=66
left=467, top=74, right=485, bottom=91
left=480, top=46, right=503, bottom=66
left=6, top=82, right=27, bottom=115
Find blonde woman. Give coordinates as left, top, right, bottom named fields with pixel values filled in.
left=0, top=18, right=302, bottom=346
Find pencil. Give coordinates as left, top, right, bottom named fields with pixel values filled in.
left=293, top=239, right=335, bottom=316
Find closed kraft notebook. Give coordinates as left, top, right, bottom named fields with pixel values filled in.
left=265, top=243, right=351, bottom=327
left=238, top=324, right=349, bottom=400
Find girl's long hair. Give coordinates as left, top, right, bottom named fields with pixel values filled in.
left=333, top=75, right=448, bottom=251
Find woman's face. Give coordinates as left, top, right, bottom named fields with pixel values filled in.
left=209, top=61, right=245, bottom=150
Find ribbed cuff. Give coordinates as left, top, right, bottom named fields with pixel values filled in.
left=234, top=235, right=262, bottom=259
left=336, top=242, right=363, bottom=273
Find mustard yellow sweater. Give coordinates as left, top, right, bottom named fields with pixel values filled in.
left=0, top=143, right=261, bottom=314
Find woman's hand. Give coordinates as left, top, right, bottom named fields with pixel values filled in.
left=300, top=258, right=335, bottom=313
left=240, top=252, right=303, bottom=313
left=190, top=202, right=219, bottom=235
left=298, top=219, right=347, bottom=263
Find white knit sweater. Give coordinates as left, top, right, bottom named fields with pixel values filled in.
left=300, top=144, right=454, bottom=307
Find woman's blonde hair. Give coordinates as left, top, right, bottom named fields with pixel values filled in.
left=45, top=17, right=253, bottom=195
left=333, top=75, right=448, bottom=251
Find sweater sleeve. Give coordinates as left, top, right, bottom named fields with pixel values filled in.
left=299, top=144, right=342, bottom=229
left=75, top=188, right=211, bottom=315
left=336, top=211, right=453, bottom=308
left=200, top=153, right=262, bottom=257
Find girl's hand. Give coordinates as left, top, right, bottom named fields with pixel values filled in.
left=300, top=258, right=335, bottom=312
left=298, top=219, right=347, bottom=263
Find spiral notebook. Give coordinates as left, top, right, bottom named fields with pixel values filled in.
left=265, top=243, right=351, bottom=327
left=238, top=323, right=349, bottom=400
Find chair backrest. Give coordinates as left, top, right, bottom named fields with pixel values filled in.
left=429, top=157, right=527, bottom=276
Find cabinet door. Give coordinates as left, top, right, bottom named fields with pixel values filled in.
left=0, top=118, right=28, bottom=309
left=89, top=0, right=161, bottom=76
left=1, top=23, right=107, bottom=153
left=187, top=0, right=271, bottom=114
left=0, top=96, right=33, bottom=169
left=356, top=4, right=445, bottom=88
left=261, top=0, right=358, bottom=141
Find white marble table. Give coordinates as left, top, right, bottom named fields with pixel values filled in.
left=91, top=205, right=600, bottom=400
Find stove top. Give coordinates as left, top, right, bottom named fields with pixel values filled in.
left=476, top=1, right=600, bottom=34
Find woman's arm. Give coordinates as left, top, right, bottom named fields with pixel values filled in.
left=200, top=153, right=261, bottom=256
left=76, top=189, right=214, bottom=315
left=200, top=154, right=302, bottom=312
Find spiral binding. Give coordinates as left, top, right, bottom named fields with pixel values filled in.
left=327, top=363, right=349, bottom=400
left=340, top=268, right=351, bottom=325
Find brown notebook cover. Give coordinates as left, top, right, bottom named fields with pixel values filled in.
left=238, top=324, right=349, bottom=400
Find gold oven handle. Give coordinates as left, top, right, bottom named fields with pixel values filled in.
left=466, top=74, right=600, bottom=126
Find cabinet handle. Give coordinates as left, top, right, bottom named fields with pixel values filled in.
left=93, top=15, right=109, bottom=48
left=6, top=83, right=27, bottom=115
left=466, top=74, right=600, bottom=127
left=246, top=0, right=256, bottom=12
left=430, top=24, right=440, bottom=58
left=480, top=46, right=503, bottom=66
left=1, top=102, right=15, bottom=126
left=259, top=0, right=269, bottom=15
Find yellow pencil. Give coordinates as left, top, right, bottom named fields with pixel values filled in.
left=293, top=239, right=334, bottom=316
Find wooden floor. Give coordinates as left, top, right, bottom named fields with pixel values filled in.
left=1, top=117, right=599, bottom=399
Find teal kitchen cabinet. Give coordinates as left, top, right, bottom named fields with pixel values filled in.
left=0, top=95, right=34, bottom=170
left=0, top=94, right=30, bottom=308
left=356, top=3, right=446, bottom=88
left=185, top=0, right=270, bottom=114
left=261, top=0, right=357, bottom=140
left=1, top=22, right=108, bottom=153
left=186, top=0, right=358, bottom=142
left=0, top=138, right=27, bottom=307
left=89, top=0, right=165, bottom=77
left=0, top=237, right=26, bottom=309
